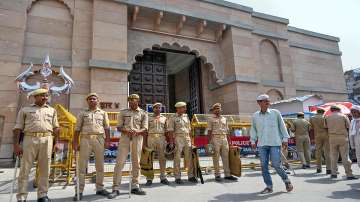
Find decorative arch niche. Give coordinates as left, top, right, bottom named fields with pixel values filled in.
left=24, top=0, right=73, bottom=62
left=267, top=89, right=284, bottom=102
left=259, top=39, right=283, bottom=82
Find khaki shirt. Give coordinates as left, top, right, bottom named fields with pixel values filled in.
left=291, top=118, right=311, bottom=137
left=207, top=115, right=228, bottom=135
left=310, top=114, right=328, bottom=136
left=14, top=104, right=59, bottom=133
left=117, top=107, right=148, bottom=132
left=325, top=112, right=350, bottom=135
left=148, top=114, right=167, bottom=134
left=167, top=113, right=191, bottom=134
left=75, top=108, right=110, bottom=134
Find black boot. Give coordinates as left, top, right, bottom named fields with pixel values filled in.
left=37, top=196, right=52, bottom=202
left=145, top=180, right=153, bottom=186
left=215, top=176, right=222, bottom=182
left=175, top=179, right=183, bottom=184
left=131, top=188, right=146, bottom=195
left=96, top=189, right=110, bottom=197
left=107, top=190, right=120, bottom=199
left=188, top=177, right=198, bottom=183
left=160, top=178, right=170, bottom=185
left=224, top=176, right=238, bottom=181
left=73, top=193, right=83, bottom=201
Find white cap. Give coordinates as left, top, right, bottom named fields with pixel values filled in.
left=256, top=94, right=270, bottom=101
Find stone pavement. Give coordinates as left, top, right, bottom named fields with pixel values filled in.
left=0, top=162, right=359, bottom=202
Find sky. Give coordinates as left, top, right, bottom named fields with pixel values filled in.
left=227, top=0, right=360, bottom=71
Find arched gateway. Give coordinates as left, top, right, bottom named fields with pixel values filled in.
left=128, top=44, right=209, bottom=116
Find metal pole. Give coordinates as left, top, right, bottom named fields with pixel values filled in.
left=128, top=140, right=132, bottom=198
left=10, top=157, right=19, bottom=202
left=75, top=151, right=80, bottom=201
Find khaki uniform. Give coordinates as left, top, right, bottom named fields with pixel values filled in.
left=325, top=112, right=354, bottom=177
left=113, top=107, right=148, bottom=190
left=310, top=114, right=331, bottom=170
left=75, top=108, right=110, bottom=193
left=207, top=115, right=230, bottom=177
left=291, top=118, right=311, bottom=165
left=13, top=104, right=59, bottom=201
left=167, top=113, right=194, bottom=179
left=147, top=114, right=167, bottom=180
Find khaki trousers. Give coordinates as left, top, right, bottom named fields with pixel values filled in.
left=296, top=136, right=311, bottom=165
left=329, top=134, right=353, bottom=177
left=315, top=134, right=331, bottom=170
left=78, top=135, right=104, bottom=193
left=174, top=134, right=193, bottom=179
left=211, top=135, right=230, bottom=177
left=147, top=134, right=166, bottom=180
left=17, top=135, right=53, bottom=200
left=112, top=135, right=143, bottom=190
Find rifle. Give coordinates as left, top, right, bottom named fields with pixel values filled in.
left=192, top=147, right=204, bottom=184
left=9, top=156, right=19, bottom=202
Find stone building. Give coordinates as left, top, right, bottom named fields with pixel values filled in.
left=0, top=0, right=347, bottom=158
left=344, top=68, right=360, bottom=105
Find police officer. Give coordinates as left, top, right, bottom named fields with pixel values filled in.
left=291, top=112, right=311, bottom=168
left=167, top=102, right=197, bottom=184
left=310, top=108, right=331, bottom=174
left=73, top=93, right=111, bottom=200
left=109, top=94, right=148, bottom=198
left=325, top=105, right=356, bottom=179
left=145, top=103, right=169, bottom=186
left=207, top=103, right=237, bottom=182
left=13, top=88, right=59, bottom=202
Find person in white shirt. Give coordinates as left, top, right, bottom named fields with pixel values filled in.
left=350, top=105, right=360, bottom=168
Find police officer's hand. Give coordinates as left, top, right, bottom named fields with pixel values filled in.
left=128, top=129, right=136, bottom=137
left=13, top=144, right=23, bottom=156
left=104, top=138, right=110, bottom=149
left=54, top=142, right=61, bottom=151
left=251, top=143, right=257, bottom=151
left=73, top=139, right=78, bottom=151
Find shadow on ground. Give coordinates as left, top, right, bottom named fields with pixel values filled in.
left=327, top=188, right=360, bottom=200
left=209, top=191, right=286, bottom=202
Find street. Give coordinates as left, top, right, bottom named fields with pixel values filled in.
left=0, top=162, right=359, bottom=202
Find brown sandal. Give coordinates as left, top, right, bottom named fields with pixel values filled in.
left=285, top=182, right=293, bottom=192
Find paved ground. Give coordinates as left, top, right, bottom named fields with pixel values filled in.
left=0, top=161, right=359, bottom=202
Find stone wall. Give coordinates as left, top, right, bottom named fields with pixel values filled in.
left=0, top=0, right=28, bottom=156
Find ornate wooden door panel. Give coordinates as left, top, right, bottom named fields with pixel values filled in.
left=188, top=58, right=203, bottom=117
left=129, top=51, right=168, bottom=110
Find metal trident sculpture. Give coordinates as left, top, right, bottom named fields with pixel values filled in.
left=15, top=54, right=74, bottom=96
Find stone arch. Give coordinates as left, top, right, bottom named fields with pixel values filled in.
left=20, top=0, right=73, bottom=108
left=267, top=89, right=284, bottom=102
left=24, top=0, right=73, bottom=62
left=131, top=42, right=223, bottom=86
left=27, top=0, right=74, bottom=16
left=259, top=39, right=283, bottom=82
left=127, top=30, right=225, bottom=85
